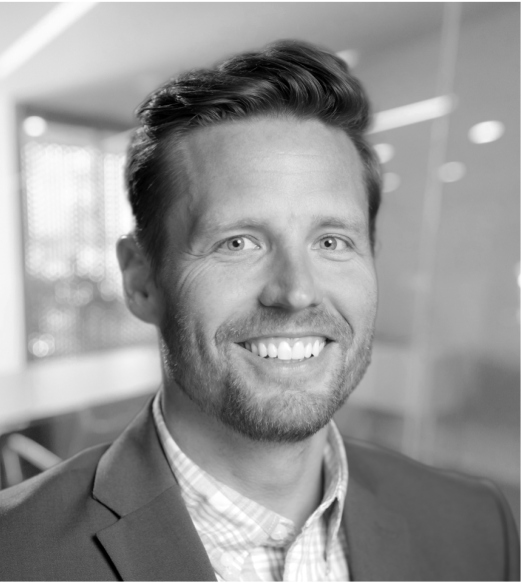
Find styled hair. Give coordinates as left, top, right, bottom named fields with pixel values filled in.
left=126, top=40, right=381, bottom=271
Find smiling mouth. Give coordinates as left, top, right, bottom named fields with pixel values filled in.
left=239, top=336, right=328, bottom=361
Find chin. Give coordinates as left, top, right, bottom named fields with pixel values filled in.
left=215, top=368, right=350, bottom=443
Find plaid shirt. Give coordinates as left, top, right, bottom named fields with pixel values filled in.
left=153, top=392, right=350, bottom=581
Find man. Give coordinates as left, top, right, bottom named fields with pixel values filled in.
left=0, top=40, right=518, bottom=581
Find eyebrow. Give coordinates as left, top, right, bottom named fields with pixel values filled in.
left=189, top=217, right=266, bottom=240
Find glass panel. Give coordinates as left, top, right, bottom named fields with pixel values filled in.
left=335, top=5, right=446, bottom=452
left=428, top=3, right=520, bottom=515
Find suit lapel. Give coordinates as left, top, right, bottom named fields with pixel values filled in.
left=92, top=400, right=216, bottom=581
left=344, top=448, right=415, bottom=581
left=96, top=487, right=215, bottom=581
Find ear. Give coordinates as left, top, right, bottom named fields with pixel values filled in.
left=116, top=234, right=161, bottom=326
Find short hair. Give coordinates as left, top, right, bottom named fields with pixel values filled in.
left=126, top=39, right=381, bottom=272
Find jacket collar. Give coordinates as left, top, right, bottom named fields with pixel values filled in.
left=92, top=399, right=216, bottom=581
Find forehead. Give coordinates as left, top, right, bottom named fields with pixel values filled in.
left=170, top=117, right=368, bottom=234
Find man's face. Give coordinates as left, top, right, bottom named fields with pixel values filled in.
left=157, top=117, right=377, bottom=442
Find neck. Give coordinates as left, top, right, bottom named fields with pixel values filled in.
left=161, top=382, right=328, bottom=531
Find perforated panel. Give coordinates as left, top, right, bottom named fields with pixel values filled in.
left=21, top=120, right=156, bottom=359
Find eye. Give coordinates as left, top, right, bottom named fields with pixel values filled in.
left=317, top=236, right=351, bottom=251
left=221, top=236, right=259, bottom=252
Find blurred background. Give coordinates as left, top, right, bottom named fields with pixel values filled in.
left=0, top=2, right=518, bottom=524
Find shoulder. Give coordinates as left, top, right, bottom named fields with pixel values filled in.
left=0, top=444, right=119, bottom=580
left=0, top=443, right=108, bottom=515
left=344, top=436, right=505, bottom=508
left=344, top=437, right=520, bottom=580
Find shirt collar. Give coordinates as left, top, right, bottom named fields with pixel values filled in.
left=152, top=389, right=348, bottom=557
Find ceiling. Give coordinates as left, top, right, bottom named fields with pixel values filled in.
left=1, top=2, right=499, bottom=127
left=0, top=2, right=58, bottom=54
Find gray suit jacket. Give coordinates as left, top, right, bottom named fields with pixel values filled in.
left=0, top=401, right=518, bottom=581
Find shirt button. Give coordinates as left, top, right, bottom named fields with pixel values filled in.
left=220, top=553, right=234, bottom=568
left=271, top=523, right=289, bottom=540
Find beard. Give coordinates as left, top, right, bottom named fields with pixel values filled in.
left=159, top=297, right=375, bottom=443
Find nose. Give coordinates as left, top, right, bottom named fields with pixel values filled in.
left=259, top=248, right=323, bottom=311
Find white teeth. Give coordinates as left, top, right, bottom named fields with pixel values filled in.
left=277, top=341, right=292, bottom=360
left=243, top=336, right=327, bottom=360
left=292, top=341, right=305, bottom=360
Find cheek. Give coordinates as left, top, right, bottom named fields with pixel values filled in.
left=326, top=260, right=377, bottom=324
left=171, top=260, right=261, bottom=336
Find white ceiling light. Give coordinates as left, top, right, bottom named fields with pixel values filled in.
left=374, top=143, right=395, bottom=164
left=336, top=49, right=359, bottom=69
left=0, top=3, right=97, bottom=80
left=370, top=95, right=454, bottom=134
left=23, top=116, right=47, bottom=137
left=468, top=120, right=505, bottom=144
left=438, top=161, right=466, bottom=183
left=382, top=172, right=401, bottom=193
